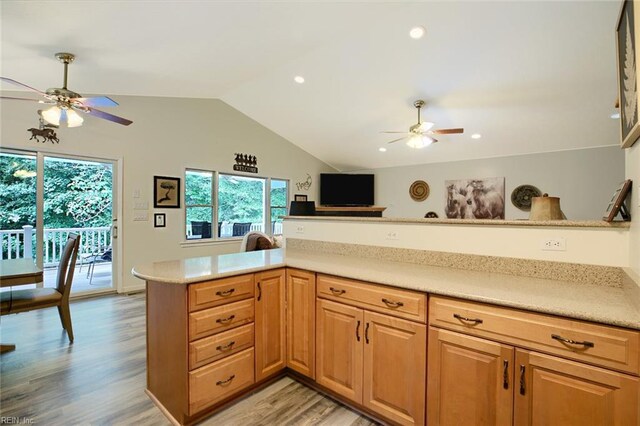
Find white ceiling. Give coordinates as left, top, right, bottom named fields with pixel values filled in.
left=1, top=1, right=622, bottom=171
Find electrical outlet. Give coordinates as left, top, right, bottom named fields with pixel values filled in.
left=541, top=237, right=566, bottom=251
left=385, top=231, right=399, bottom=240
left=296, top=225, right=304, bottom=234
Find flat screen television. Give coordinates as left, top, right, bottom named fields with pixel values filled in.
left=320, top=173, right=374, bottom=206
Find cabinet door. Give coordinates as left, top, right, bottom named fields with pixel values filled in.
left=427, top=327, right=514, bottom=426
left=514, top=349, right=639, bottom=426
left=286, top=268, right=316, bottom=379
left=316, top=298, right=364, bottom=403
left=363, top=311, right=426, bottom=426
left=255, top=269, right=286, bottom=381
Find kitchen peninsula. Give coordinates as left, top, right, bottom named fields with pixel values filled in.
left=133, top=237, right=640, bottom=425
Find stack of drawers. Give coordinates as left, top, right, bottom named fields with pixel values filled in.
left=186, top=274, right=256, bottom=414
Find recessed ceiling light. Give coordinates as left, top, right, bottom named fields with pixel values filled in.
left=294, top=76, right=305, bottom=84
left=611, top=112, right=620, bottom=119
left=378, top=147, right=387, bottom=152
left=409, top=26, right=426, bottom=39
left=471, top=133, right=482, bottom=139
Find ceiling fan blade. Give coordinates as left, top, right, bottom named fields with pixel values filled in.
left=1, top=77, right=48, bottom=96
left=387, top=136, right=408, bottom=144
left=74, top=96, right=119, bottom=108
left=380, top=131, right=409, bottom=134
left=83, top=106, right=133, bottom=126
left=431, top=128, right=464, bottom=135
left=0, top=96, right=43, bottom=102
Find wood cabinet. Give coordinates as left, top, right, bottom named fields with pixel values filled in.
left=427, top=327, right=514, bottom=426
left=316, top=298, right=426, bottom=425
left=316, top=298, right=364, bottom=403
left=428, top=297, right=640, bottom=426
left=254, top=268, right=286, bottom=381
left=286, top=268, right=316, bottom=378
left=514, top=350, right=639, bottom=426
left=363, top=311, right=426, bottom=426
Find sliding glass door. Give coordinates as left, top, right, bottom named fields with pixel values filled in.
left=1, top=149, right=118, bottom=295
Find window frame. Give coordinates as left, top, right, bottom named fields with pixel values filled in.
left=184, top=168, right=216, bottom=241
left=269, top=178, right=289, bottom=235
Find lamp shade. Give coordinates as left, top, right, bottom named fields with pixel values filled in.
left=289, top=201, right=316, bottom=216
left=529, top=194, right=566, bottom=220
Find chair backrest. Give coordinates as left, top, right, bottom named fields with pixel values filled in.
left=232, top=222, right=252, bottom=237
left=57, top=233, right=80, bottom=298
left=240, top=231, right=271, bottom=252
left=191, top=221, right=212, bottom=238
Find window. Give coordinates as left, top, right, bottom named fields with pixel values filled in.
left=270, top=179, right=288, bottom=235
left=218, top=174, right=265, bottom=238
left=185, top=170, right=288, bottom=241
left=185, top=170, right=214, bottom=240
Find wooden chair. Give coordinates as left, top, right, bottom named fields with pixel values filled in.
left=0, top=233, right=80, bottom=343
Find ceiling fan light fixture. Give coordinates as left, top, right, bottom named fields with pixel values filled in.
left=406, top=134, right=433, bottom=149
left=65, top=108, right=84, bottom=127
left=418, top=121, right=434, bottom=131
left=41, top=106, right=61, bottom=126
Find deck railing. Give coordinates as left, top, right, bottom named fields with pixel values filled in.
left=0, top=225, right=111, bottom=266
left=187, top=221, right=283, bottom=239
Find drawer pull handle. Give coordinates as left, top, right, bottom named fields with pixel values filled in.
left=519, top=365, right=526, bottom=395
left=382, top=298, right=404, bottom=308
left=216, top=375, right=236, bottom=386
left=453, top=313, right=483, bottom=325
left=216, top=341, right=236, bottom=352
left=551, top=334, right=594, bottom=348
left=216, top=288, right=235, bottom=297
left=356, top=320, right=361, bottom=342
left=216, top=315, right=236, bottom=324
left=503, top=360, right=509, bottom=389
left=329, top=287, right=346, bottom=296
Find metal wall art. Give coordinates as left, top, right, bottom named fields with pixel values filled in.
left=27, top=113, right=60, bottom=143
left=511, top=184, right=542, bottom=211
left=296, top=174, right=312, bottom=191
left=409, top=180, right=430, bottom=201
left=233, top=153, right=258, bottom=173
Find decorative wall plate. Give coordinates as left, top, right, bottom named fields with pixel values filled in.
left=511, top=184, right=542, bottom=211
left=424, top=211, right=439, bottom=218
left=409, top=180, right=430, bottom=201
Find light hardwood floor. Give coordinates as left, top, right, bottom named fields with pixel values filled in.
left=0, top=294, right=378, bottom=426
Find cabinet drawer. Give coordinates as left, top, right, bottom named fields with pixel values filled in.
left=429, top=296, right=640, bottom=375
left=188, top=347, right=255, bottom=415
left=317, top=274, right=426, bottom=323
left=189, top=274, right=255, bottom=312
left=189, top=323, right=254, bottom=370
left=189, top=299, right=254, bottom=341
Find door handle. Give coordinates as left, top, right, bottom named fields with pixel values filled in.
left=365, top=322, right=370, bottom=344
left=519, top=365, right=526, bottom=395
left=257, top=282, right=262, bottom=301
left=356, top=320, right=361, bottom=342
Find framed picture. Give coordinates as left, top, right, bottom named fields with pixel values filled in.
left=294, top=194, right=308, bottom=202
left=154, top=176, right=181, bottom=208
left=603, top=179, right=632, bottom=222
left=445, top=177, right=505, bottom=219
left=616, top=0, right=640, bottom=148
left=154, top=213, right=166, bottom=228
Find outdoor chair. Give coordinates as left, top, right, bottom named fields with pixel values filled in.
left=232, top=222, right=252, bottom=237
left=0, top=233, right=80, bottom=343
left=190, top=221, right=212, bottom=239
left=84, top=246, right=112, bottom=285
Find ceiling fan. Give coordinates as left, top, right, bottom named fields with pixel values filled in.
left=0, top=52, right=132, bottom=127
left=382, top=100, right=462, bottom=148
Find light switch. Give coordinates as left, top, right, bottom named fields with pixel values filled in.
left=134, top=201, right=149, bottom=210
left=134, top=211, right=148, bottom=221
left=133, top=189, right=141, bottom=199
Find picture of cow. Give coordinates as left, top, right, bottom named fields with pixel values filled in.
left=445, top=177, right=505, bottom=219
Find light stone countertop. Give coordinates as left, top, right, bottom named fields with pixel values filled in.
left=283, top=216, right=631, bottom=228
left=132, top=248, right=640, bottom=330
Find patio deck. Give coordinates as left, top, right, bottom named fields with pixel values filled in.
left=1, top=262, right=113, bottom=294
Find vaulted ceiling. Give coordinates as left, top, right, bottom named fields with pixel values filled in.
left=1, top=1, right=621, bottom=170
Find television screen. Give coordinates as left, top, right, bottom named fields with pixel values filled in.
left=320, top=174, right=374, bottom=206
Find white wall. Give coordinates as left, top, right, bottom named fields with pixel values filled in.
left=358, top=147, right=624, bottom=221
left=1, top=95, right=335, bottom=292
left=283, top=218, right=629, bottom=267
left=627, top=144, right=640, bottom=274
